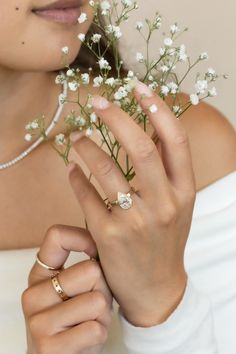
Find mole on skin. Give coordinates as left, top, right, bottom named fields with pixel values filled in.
left=15, top=7, right=19, bottom=10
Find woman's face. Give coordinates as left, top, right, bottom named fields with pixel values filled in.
left=0, top=0, right=94, bottom=72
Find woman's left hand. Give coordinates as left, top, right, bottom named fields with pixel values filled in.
left=68, top=80, right=196, bottom=327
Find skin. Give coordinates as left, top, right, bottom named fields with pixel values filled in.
left=1, top=0, right=236, bottom=353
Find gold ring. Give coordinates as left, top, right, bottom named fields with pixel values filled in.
left=36, top=252, right=64, bottom=271
left=106, top=187, right=136, bottom=210
left=51, top=274, right=70, bottom=301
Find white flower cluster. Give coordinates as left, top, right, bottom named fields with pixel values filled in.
left=25, top=0, right=226, bottom=167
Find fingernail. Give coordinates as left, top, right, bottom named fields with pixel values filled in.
left=134, top=80, right=154, bottom=98
left=67, top=161, right=76, bottom=174
left=70, top=131, right=84, bottom=143
left=92, top=95, right=110, bottom=110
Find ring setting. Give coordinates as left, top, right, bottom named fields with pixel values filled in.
left=106, top=187, right=136, bottom=210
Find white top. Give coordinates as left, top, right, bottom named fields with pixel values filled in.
left=1, top=170, right=236, bottom=354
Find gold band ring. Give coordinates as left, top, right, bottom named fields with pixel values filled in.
left=36, top=252, right=64, bottom=272
left=51, top=274, right=70, bottom=301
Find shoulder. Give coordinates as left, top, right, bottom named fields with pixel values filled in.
left=176, top=93, right=236, bottom=191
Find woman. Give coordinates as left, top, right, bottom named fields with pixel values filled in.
left=0, top=0, right=236, bottom=353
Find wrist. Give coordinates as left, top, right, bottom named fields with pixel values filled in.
left=121, top=271, right=188, bottom=328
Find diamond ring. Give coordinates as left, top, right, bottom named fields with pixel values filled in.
left=106, top=187, right=136, bottom=210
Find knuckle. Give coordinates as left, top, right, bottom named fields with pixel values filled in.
left=88, top=321, right=108, bottom=344
left=96, top=158, right=114, bottom=177
left=78, top=183, right=93, bottom=203
left=45, top=224, right=63, bottom=244
left=28, top=314, right=42, bottom=337
left=85, top=260, right=102, bottom=280
left=90, top=291, right=107, bottom=312
left=159, top=204, right=178, bottom=225
left=173, top=130, right=189, bottom=145
left=21, top=288, right=31, bottom=315
left=134, top=137, right=156, bottom=161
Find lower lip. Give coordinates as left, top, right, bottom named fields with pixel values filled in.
left=33, top=7, right=81, bottom=25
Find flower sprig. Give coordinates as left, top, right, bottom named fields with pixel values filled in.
left=24, top=0, right=228, bottom=182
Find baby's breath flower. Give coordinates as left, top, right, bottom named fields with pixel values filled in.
left=149, top=82, right=158, bottom=91
left=25, top=133, right=32, bottom=142
left=122, top=0, right=133, bottom=7
left=61, top=46, right=69, bottom=54
left=190, top=94, right=199, bottom=105
left=89, top=0, right=95, bottom=6
left=31, top=121, right=39, bottom=129
left=93, top=75, right=103, bottom=87
left=78, top=33, right=85, bottom=42
left=170, top=24, right=179, bottom=34
left=100, top=0, right=111, bottom=15
left=98, top=57, right=111, bottom=70
left=127, top=70, right=135, bottom=78
left=167, top=82, right=179, bottom=94
left=66, top=69, right=75, bottom=77
left=105, top=77, right=116, bottom=86
left=135, top=21, right=143, bottom=30
left=199, top=52, right=208, bottom=60
left=68, top=81, right=79, bottom=91
left=208, top=87, right=217, bottom=97
left=161, top=65, right=169, bottom=73
left=114, top=86, right=128, bottom=100
left=164, top=37, right=173, bottom=47
left=58, top=93, right=67, bottom=105
left=153, top=15, right=162, bottom=29
left=178, top=44, right=188, bottom=61
left=161, top=85, right=170, bottom=96
left=90, top=112, right=97, bottom=123
left=105, top=25, right=122, bottom=39
left=149, top=104, right=158, bottom=113
left=81, top=73, right=90, bottom=85
left=91, top=33, right=102, bottom=43
left=195, top=80, right=208, bottom=94
left=75, top=116, right=86, bottom=126
left=78, top=12, right=88, bottom=23
left=55, top=133, right=66, bottom=146
left=159, top=47, right=166, bottom=56
left=136, top=52, right=144, bottom=63
left=55, top=73, right=66, bottom=84
left=86, top=126, right=93, bottom=137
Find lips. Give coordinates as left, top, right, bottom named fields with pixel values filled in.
left=32, top=0, right=83, bottom=25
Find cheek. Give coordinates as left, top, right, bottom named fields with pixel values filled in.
left=0, top=3, right=94, bottom=72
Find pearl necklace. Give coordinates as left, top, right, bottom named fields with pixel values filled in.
left=0, top=73, right=67, bottom=170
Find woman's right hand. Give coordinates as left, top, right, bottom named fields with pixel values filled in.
left=22, top=224, right=113, bottom=354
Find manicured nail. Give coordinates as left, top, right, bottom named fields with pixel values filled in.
left=134, top=80, right=154, bottom=98
left=92, top=96, right=110, bottom=110
left=67, top=161, right=76, bottom=174
left=149, top=104, right=158, bottom=113
left=70, top=131, right=84, bottom=143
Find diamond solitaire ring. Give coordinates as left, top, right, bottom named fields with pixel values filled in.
left=106, top=187, right=136, bottom=210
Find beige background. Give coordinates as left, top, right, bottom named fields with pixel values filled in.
left=118, top=0, right=236, bottom=128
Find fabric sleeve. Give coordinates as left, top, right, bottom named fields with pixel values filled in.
left=118, top=277, right=218, bottom=354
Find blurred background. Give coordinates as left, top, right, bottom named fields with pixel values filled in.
left=118, top=0, right=236, bottom=128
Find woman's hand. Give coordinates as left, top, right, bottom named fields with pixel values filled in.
left=22, top=225, right=113, bottom=354
left=67, top=80, right=196, bottom=328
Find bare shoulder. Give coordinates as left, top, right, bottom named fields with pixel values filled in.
left=177, top=93, right=236, bottom=191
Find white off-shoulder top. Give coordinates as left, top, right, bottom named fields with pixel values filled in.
left=1, top=170, right=236, bottom=354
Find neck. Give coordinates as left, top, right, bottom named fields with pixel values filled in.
left=0, top=67, right=61, bottom=161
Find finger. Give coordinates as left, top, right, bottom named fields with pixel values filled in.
left=50, top=321, right=108, bottom=353
left=24, top=259, right=112, bottom=316
left=68, top=161, right=110, bottom=228
left=133, top=80, right=195, bottom=192
left=88, top=95, right=171, bottom=202
left=69, top=134, right=137, bottom=210
left=30, top=225, right=98, bottom=285
left=30, top=290, right=111, bottom=335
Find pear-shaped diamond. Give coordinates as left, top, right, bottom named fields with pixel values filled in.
left=117, top=192, right=133, bottom=209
